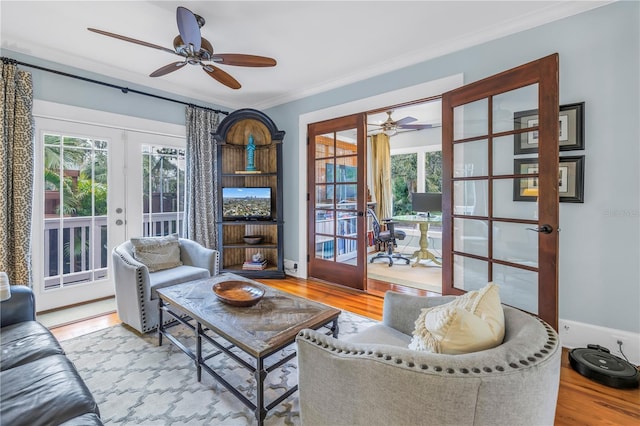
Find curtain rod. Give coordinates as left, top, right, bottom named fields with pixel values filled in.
left=1, top=56, right=229, bottom=115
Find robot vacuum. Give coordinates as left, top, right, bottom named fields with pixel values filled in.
left=569, top=344, right=639, bottom=389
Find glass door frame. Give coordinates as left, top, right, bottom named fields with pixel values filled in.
left=441, top=54, right=560, bottom=328
left=307, top=113, right=367, bottom=290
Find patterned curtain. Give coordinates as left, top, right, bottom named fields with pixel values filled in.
left=370, top=133, right=392, bottom=220
left=0, top=62, right=34, bottom=286
left=183, top=106, right=222, bottom=249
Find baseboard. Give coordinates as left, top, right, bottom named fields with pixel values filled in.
left=559, top=318, right=640, bottom=366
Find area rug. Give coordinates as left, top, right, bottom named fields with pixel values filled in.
left=61, top=311, right=376, bottom=425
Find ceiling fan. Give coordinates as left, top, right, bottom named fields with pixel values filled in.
left=87, top=6, right=276, bottom=89
left=368, top=111, right=439, bottom=136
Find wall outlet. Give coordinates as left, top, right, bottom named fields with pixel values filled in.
left=559, top=319, right=640, bottom=365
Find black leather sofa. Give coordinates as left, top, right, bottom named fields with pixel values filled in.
left=0, top=286, right=103, bottom=426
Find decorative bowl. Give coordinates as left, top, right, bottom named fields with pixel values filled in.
left=243, top=235, right=263, bottom=245
left=213, top=280, right=265, bottom=307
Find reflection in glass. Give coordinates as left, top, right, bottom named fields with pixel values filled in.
left=493, top=221, right=538, bottom=268
left=453, top=139, right=487, bottom=178
left=492, top=135, right=517, bottom=176
left=453, top=179, right=488, bottom=216
left=453, top=255, right=488, bottom=291
left=335, top=130, right=357, bottom=156
left=492, top=84, right=538, bottom=133
left=315, top=210, right=334, bottom=235
left=493, top=179, right=537, bottom=221
left=335, top=184, right=357, bottom=207
left=453, top=98, right=488, bottom=140
left=315, top=235, right=334, bottom=260
left=316, top=158, right=334, bottom=183
left=492, top=264, right=538, bottom=314
left=336, top=237, right=358, bottom=263
left=315, top=133, right=334, bottom=158
left=335, top=156, right=357, bottom=182
left=315, top=185, right=333, bottom=208
left=453, top=218, right=488, bottom=257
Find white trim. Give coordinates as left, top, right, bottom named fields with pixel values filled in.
left=297, top=74, right=464, bottom=278
left=33, top=100, right=185, bottom=138
left=559, top=318, right=640, bottom=366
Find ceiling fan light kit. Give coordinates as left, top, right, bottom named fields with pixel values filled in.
left=369, top=110, right=437, bottom=136
left=87, top=6, right=276, bottom=90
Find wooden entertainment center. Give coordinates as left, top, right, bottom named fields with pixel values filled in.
left=212, top=109, right=285, bottom=278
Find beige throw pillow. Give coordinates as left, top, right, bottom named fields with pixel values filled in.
left=130, top=234, right=183, bottom=272
left=408, top=282, right=505, bottom=354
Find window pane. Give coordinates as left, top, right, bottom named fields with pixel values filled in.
left=391, top=153, right=417, bottom=215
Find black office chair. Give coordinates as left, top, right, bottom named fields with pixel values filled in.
left=368, top=208, right=411, bottom=266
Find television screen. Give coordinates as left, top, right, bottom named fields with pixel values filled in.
left=222, top=187, right=272, bottom=220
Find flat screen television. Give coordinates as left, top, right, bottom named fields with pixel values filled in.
left=222, top=187, right=272, bottom=221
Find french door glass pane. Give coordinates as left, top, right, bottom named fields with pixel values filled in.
left=492, top=84, right=539, bottom=133
left=142, top=145, right=185, bottom=237
left=453, top=98, right=488, bottom=140
left=43, top=134, right=108, bottom=290
left=492, top=264, right=538, bottom=314
left=453, top=218, right=488, bottom=257
left=453, top=139, right=488, bottom=178
left=453, top=255, right=488, bottom=291
left=453, top=179, right=488, bottom=216
left=315, top=133, right=334, bottom=158
left=492, top=221, right=538, bottom=267
left=493, top=178, right=538, bottom=221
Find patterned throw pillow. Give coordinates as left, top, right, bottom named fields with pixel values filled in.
left=408, top=282, right=505, bottom=354
left=130, top=234, right=183, bottom=272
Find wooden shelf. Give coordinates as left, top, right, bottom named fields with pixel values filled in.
left=212, top=109, right=286, bottom=279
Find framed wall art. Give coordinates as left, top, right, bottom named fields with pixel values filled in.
left=513, top=155, right=585, bottom=203
left=514, top=102, right=585, bottom=154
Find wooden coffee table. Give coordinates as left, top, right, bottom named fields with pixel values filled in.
left=156, top=273, right=340, bottom=425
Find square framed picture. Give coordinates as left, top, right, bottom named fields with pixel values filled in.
left=514, top=102, right=584, bottom=154
left=513, top=155, right=584, bottom=203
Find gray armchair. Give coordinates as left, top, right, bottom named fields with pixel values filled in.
left=296, top=292, right=561, bottom=426
left=112, top=238, right=219, bottom=333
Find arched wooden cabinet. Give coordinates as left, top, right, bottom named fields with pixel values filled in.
left=212, top=109, right=285, bottom=278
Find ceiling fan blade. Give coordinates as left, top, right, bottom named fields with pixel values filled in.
left=149, top=61, right=187, bottom=77
left=88, top=28, right=177, bottom=55
left=394, top=116, right=418, bottom=126
left=211, top=54, right=277, bottom=67
left=399, top=124, right=439, bottom=130
left=176, top=7, right=201, bottom=52
left=202, top=65, right=241, bottom=89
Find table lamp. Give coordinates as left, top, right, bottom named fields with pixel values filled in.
left=0, top=271, right=11, bottom=301
left=412, top=192, right=442, bottom=218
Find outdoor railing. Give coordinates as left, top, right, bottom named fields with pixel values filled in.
left=44, top=212, right=183, bottom=290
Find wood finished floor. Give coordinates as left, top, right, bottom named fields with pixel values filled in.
left=50, top=276, right=639, bottom=426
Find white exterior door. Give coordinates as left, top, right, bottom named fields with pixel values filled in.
left=32, top=102, right=185, bottom=311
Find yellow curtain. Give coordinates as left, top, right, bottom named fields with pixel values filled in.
left=370, top=134, right=392, bottom=220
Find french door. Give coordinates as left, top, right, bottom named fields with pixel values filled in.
left=33, top=115, right=185, bottom=311
left=307, top=114, right=367, bottom=289
left=441, top=54, right=559, bottom=328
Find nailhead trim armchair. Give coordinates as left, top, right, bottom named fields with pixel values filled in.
left=112, top=238, right=219, bottom=333
left=296, top=292, right=561, bottom=426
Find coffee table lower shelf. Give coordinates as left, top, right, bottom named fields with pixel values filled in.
left=157, top=295, right=339, bottom=425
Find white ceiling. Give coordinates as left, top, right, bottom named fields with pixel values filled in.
left=1, top=1, right=609, bottom=110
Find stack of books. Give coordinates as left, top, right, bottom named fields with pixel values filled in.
left=242, top=259, right=268, bottom=270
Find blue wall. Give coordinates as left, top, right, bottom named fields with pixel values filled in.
left=3, top=2, right=637, bottom=333
left=265, top=1, right=639, bottom=333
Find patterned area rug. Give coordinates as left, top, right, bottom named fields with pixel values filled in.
left=61, top=310, right=376, bottom=425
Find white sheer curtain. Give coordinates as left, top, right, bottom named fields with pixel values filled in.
left=183, top=106, right=222, bottom=248
left=0, top=62, right=34, bottom=286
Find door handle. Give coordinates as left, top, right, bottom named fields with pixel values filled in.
left=357, top=211, right=364, bottom=217
left=527, top=224, right=553, bottom=234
